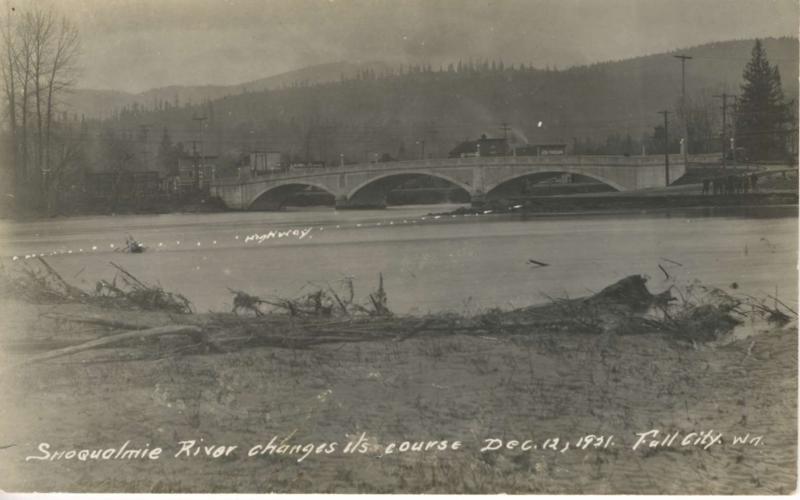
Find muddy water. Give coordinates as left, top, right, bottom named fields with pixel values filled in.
left=0, top=205, right=796, bottom=314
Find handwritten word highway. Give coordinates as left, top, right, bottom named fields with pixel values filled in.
left=244, top=227, right=313, bottom=244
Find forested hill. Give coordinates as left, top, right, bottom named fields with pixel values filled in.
left=67, top=61, right=400, bottom=119
left=80, top=37, right=798, bottom=167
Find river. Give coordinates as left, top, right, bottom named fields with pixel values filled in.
left=0, top=204, right=796, bottom=314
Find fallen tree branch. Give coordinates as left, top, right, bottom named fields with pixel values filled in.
left=109, top=261, right=148, bottom=288
left=36, top=257, right=89, bottom=300
left=766, top=294, right=798, bottom=316
left=11, top=325, right=203, bottom=367
left=42, top=314, right=151, bottom=331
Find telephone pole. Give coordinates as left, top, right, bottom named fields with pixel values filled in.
left=659, top=110, right=671, bottom=186
left=673, top=54, right=692, bottom=165
left=713, top=93, right=736, bottom=170
left=192, top=115, right=208, bottom=190
left=499, top=122, right=511, bottom=141
left=729, top=95, right=738, bottom=166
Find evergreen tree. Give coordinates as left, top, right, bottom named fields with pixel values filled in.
left=735, top=39, right=790, bottom=160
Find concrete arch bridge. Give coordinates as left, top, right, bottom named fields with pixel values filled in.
left=211, top=155, right=686, bottom=210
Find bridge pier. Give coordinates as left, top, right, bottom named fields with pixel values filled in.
left=470, top=192, right=486, bottom=209
left=334, top=195, right=386, bottom=210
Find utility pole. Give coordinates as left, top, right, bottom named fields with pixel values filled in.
left=499, top=122, right=511, bottom=141
left=192, top=115, right=208, bottom=190
left=189, top=140, right=201, bottom=191
left=713, top=93, right=735, bottom=170
left=673, top=54, right=692, bottom=166
left=659, top=110, right=671, bottom=186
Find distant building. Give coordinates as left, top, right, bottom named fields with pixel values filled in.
left=250, top=150, right=285, bottom=174
left=289, top=161, right=326, bottom=171
left=449, top=135, right=509, bottom=158
left=173, top=154, right=217, bottom=194
left=514, top=144, right=568, bottom=156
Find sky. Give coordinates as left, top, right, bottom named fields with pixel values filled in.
left=16, top=0, right=799, bottom=93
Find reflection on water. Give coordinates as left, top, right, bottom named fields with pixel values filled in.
left=0, top=204, right=796, bottom=314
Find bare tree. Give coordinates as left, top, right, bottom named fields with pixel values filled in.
left=0, top=3, right=79, bottom=212
left=30, top=7, right=53, bottom=186
left=44, top=16, right=79, bottom=174
left=0, top=4, right=18, bottom=190
left=16, top=10, right=34, bottom=188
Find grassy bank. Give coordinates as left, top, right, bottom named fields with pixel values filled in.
left=0, top=261, right=796, bottom=493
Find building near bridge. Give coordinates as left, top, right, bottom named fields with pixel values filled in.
left=169, top=154, right=218, bottom=194
left=513, top=144, right=568, bottom=156
left=449, top=135, right=510, bottom=158
left=449, top=136, right=569, bottom=159
left=250, top=151, right=285, bottom=174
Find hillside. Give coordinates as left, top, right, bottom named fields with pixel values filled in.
left=77, top=37, right=798, bottom=168
left=66, top=61, right=400, bottom=119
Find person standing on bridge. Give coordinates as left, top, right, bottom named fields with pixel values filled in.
left=702, top=178, right=710, bottom=195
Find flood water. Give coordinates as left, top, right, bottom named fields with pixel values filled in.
left=0, top=204, right=797, bottom=314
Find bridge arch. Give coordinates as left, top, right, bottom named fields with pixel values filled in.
left=345, top=170, right=473, bottom=207
left=485, top=169, right=625, bottom=198
left=248, top=180, right=338, bottom=210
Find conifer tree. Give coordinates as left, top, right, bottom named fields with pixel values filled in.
left=735, top=39, right=790, bottom=160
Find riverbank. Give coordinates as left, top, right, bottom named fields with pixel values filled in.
left=5, top=165, right=796, bottom=221
left=0, top=263, right=796, bottom=494
left=447, top=191, right=798, bottom=216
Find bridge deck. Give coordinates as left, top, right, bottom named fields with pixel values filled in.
left=211, top=154, right=688, bottom=210
left=214, top=154, right=687, bottom=187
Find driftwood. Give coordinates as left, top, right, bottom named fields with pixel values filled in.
left=36, top=257, right=90, bottom=300
left=12, top=325, right=203, bottom=367
left=229, top=274, right=391, bottom=318
left=5, top=274, right=787, bottom=364
left=766, top=294, right=797, bottom=316
left=42, top=314, right=151, bottom=331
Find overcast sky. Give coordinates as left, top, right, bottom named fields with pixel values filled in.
left=25, top=0, right=800, bottom=93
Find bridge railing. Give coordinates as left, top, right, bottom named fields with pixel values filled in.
left=213, top=154, right=686, bottom=187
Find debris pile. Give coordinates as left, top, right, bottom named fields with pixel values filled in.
left=502, top=274, right=795, bottom=343
left=2, top=258, right=192, bottom=314
left=122, top=235, right=145, bottom=254
left=2, top=259, right=796, bottom=366
left=228, top=274, right=391, bottom=318
left=1, top=257, right=90, bottom=304
left=95, top=262, right=193, bottom=314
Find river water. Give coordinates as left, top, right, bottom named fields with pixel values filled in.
left=0, top=204, right=796, bottom=314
